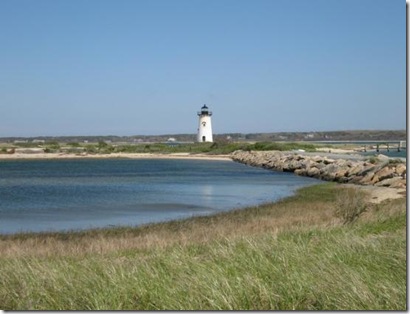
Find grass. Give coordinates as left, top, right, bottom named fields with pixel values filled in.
left=0, top=184, right=406, bottom=310
left=5, top=141, right=321, bottom=155
left=109, top=141, right=319, bottom=154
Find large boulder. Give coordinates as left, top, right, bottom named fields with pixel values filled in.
left=347, top=164, right=365, bottom=176
left=374, top=167, right=395, bottom=181
left=294, top=168, right=307, bottom=176
left=395, top=163, right=406, bottom=176
left=307, top=167, right=320, bottom=178
left=359, top=171, right=375, bottom=185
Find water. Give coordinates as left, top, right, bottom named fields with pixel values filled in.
left=361, top=150, right=407, bottom=159
left=0, top=158, right=319, bottom=234
left=313, top=141, right=407, bottom=159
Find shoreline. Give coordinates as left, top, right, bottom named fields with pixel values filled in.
left=0, top=152, right=232, bottom=161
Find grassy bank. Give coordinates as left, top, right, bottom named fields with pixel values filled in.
left=4, top=140, right=321, bottom=155
left=0, top=184, right=406, bottom=310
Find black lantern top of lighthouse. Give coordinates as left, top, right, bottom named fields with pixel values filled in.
left=197, top=104, right=212, bottom=116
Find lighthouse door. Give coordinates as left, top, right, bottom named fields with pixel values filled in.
left=202, top=136, right=206, bottom=142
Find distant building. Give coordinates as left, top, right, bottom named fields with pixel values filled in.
left=197, top=104, right=213, bottom=142
left=305, top=133, right=315, bottom=139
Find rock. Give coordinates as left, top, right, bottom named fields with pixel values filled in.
left=314, top=162, right=326, bottom=170
left=375, top=177, right=405, bottom=187
left=321, top=164, right=339, bottom=175
left=323, top=158, right=335, bottom=165
left=335, top=168, right=348, bottom=179
left=307, top=167, right=320, bottom=177
left=395, top=163, right=406, bottom=176
left=284, top=159, right=303, bottom=172
left=312, top=156, right=323, bottom=163
left=371, top=174, right=380, bottom=184
left=294, top=169, right=307, bottom=176
left=321, top=173, right=336, bottom=181
left=348, top=175, right=365, bottom=184
left=300, top=159, right=314, bottom=169
left=335, top=159, right=351, bottom=167
left=374, top=167, right=395, bottom=181
left=347, top=164, right=364, bottom=176
left=359, top=172, right=375, bottom=185
left=389, top=178, right=406, bottom=189
left=357, top=164, right=377, bottom=176
left=337, top=176, right=350, bottom=183
left=230, top=150, right=406, bottom=189
left=376, top=154, right=390, bottom=160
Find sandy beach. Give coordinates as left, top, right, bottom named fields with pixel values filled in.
left=0, top=152, right=232, bottom=161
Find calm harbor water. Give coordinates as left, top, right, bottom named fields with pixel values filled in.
left=0, top=158, right=319, bottom=234
left=361, top=150, right=406, bottom=159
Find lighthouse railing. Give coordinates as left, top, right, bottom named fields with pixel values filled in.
left=197, top=111, right=212, bottom=116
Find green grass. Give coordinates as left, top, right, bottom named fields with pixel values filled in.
left=21, top=141, right=319, bottom=155
left=112, top=141, right=319, bottom=154
left=4, top=140, right=323, bottom=155
left=0, top=184, right=406, bottom=310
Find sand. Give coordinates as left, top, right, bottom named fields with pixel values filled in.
left=348, top=184, right=407, bottom=204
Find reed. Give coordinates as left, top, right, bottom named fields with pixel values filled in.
left=0, top=184, right=406, bottom=310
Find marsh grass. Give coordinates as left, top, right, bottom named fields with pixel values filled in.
left=0, top=183, right=406, bottom=310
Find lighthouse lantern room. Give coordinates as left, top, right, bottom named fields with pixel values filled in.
left=197, top=104, right=213, bottom=142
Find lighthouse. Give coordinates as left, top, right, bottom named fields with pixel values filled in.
left=197, top=104, right=213, bottom=142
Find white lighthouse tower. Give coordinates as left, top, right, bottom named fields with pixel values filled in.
left=197, top=104, right=213, bottom=142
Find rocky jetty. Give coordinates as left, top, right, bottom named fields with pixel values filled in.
left=231, top=150, right=406, bottom=189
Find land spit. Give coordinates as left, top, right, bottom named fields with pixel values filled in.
left=231, top=150, right=406, bottom=191
left=0, top=152, right=232, bottom=161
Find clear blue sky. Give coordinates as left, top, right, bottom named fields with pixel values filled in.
left=0, top=0, right=406, bottom=137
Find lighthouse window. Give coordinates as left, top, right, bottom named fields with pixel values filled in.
left=202, top=121, right=206, bottom=127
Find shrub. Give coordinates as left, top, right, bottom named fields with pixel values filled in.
left=45, top=141, right=60, bottom=149
left=367, top=156, right=379, bottom=164
left=334, top=188, right=367, bottom=225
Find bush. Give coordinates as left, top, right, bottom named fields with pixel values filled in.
left=367, top=156, right=380, bottom=164
left=45, top=141, right=60, bottom=148
left=246, top=142, right=317, bottom=152
left=334, top=188, right=367, bottom=225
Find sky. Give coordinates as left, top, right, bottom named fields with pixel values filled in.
left=0, top=0, right=406, bottom=137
